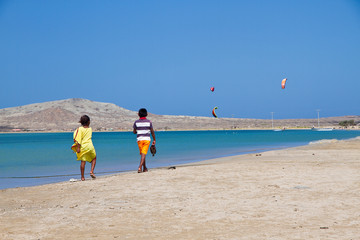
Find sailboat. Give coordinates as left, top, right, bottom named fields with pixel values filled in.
left=311, top=110, right=333, bottom=131
left=271, top=112, right=284, bottom=131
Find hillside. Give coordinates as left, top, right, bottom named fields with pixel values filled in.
left=0, top=98, right=359, bottom=132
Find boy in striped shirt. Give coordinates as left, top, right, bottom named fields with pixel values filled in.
left=133, top=108, right=156, bottom=173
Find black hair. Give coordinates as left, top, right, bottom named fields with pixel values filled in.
left=138, top=108, right=148, bottom=118
left=79, top=115, right=90, bottom=126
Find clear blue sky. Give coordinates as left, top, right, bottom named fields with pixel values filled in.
left=1, top=0, right=359, bottom=119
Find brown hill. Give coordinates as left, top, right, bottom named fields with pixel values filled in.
left=0, top=98, right=359, bottom=132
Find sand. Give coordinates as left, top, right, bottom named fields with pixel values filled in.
left=1, top=138, right=360, bottom=240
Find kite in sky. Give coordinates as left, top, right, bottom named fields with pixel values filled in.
left=281, top=78, right=287, bottom=89
left=212, top=107, right=218, bottom=118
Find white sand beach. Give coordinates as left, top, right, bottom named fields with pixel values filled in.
left=1, top=138, right=360, bottom=239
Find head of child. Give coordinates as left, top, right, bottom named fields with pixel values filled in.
left=79, top=115, right=90, bottom=127
left=138, top=108, right=148, bottom=118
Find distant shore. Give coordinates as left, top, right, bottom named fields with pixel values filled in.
left=1, top=125, right=359, bottom=134
left=2, top=98, right=359, bottom=132
left=1, top=137, right=360, bottom=239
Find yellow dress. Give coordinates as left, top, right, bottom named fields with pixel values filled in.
left=71, top=127, right=96, bottom=162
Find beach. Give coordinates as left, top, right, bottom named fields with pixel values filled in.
left=1, top=138, right=359, bottom=239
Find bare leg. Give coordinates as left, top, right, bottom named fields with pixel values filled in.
left=90, top=157, right=96, bottom=179
left=80, top=161, right=86, bottom=181
left=143, top=158, right=148, bottom=172
left=138, top=153, right=146, bottom=173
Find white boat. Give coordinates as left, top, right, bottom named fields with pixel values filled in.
left=312, top=110, right=333, bottom=131
left=270, top=112, right=285, bottom=131
left=311, top=127, right=333, bottom=131
left=273, top=129, right=283, bottom=132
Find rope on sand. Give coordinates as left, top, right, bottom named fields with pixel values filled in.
left=0, top=170, right=128, bottom=179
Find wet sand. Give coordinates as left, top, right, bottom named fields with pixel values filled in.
left=1, top=138, right=360, bottom=239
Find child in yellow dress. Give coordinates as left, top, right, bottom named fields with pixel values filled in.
left=71, top=115, right=97, bottom=181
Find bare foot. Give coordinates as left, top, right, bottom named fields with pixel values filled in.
left=81, top=177, right=85, bottom=181
left=90, top=173, right=96, bottom=179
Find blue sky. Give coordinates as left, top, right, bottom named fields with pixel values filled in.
left=1, top=0, right=359, bottom=119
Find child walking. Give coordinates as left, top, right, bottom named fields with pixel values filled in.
left=71, top=115, right=97, bottom=181
left=133, top=108, right=156, bottom=173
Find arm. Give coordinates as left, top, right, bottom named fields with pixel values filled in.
left=76, top=143, right=81, bottom=153
left=73, top=128, right=81, bottom=153
left=133, top=121, right=137, bottom=134
left=150, top=127, right=156, bottom=145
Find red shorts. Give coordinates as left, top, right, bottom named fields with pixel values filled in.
left=137, top=140, right=150, bottom=155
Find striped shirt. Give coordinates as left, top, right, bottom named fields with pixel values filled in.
left=133, top=118, right=153, bottom=141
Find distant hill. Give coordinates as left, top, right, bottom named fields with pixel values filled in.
left=0, top=98, right=138, bottom=131
left=0, top=98, right=359, bottom=132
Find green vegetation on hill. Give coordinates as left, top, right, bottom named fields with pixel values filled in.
left=339, top=120, right=356, bottom=127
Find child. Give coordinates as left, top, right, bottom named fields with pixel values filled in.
left=133, top=108, right=156, bottom=173
left=71, top=115, right=97, bottom=181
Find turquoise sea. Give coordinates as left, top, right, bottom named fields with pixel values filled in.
left=1, top=130, right=360, bottom=189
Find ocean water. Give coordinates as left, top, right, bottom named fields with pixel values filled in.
left=1, top=130, right=360, bottom=189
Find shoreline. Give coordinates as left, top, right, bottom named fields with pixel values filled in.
left=1, top=138, right=360, bottom=239
left=0, top=142, right=296, bottom=191
left=1, top=131, right=360, bottom=190
left=2, top=126, right=359, bottom=134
